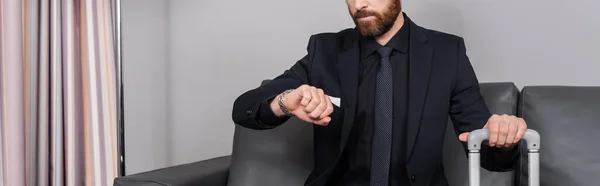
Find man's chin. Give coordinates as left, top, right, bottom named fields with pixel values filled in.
left=357, top=27, right=382, bottom=37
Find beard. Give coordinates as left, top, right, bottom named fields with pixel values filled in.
left=351, top=0, right=401, bottom=37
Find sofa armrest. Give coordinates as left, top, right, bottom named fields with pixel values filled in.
left=113, top=155, right=231, bottom=186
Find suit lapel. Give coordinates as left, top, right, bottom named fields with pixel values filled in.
left=337, top=31, right=360, bottom=155
left=406, top=21, right=434, bottom=162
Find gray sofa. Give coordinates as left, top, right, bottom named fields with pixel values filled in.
left=113, top=82, right=600, bottom=186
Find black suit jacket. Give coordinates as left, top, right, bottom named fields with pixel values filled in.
left=232, top=17, right=519, bottom=186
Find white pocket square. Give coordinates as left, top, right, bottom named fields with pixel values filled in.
left=329, top=96, right=341, bottom=107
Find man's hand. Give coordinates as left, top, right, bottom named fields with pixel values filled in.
left=458, top=114, right=527, bottom=148
left=270, top=85, right=334, bottom=126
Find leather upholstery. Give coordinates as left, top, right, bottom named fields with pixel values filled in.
left=227, top=80, right=314, bottom=186
left=112, top=156, right=230, bottom=186
left=227, top=81, right=522, bottom=186
left=112, top=82, right=600, bottom=186
left=517, top=86, right=600, bottom=186
left=443, top=82, right=519, bottom=186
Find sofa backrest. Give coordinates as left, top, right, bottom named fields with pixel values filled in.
left=227, top=81, right=523, bottom=186
left=516, top=86, right=600, bottom=186
left=227, top=80, right=314, bottom=186
left=443, top=82, right=520, bottom=186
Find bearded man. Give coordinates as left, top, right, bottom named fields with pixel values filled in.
left=232, top=0, right=527, bottom=185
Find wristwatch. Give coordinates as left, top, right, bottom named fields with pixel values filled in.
left=278, top=89, right=295, bottom=116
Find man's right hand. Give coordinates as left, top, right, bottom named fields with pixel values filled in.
left=270, top=84, right=334, bottom=126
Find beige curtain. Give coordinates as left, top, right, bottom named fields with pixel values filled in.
left=0, top=0, right=119, bottom=185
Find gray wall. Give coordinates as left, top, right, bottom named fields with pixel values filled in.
left=122, top=0, right=599, bottom=174
left=122, top=0, right=170, bottom=174
left=167, top=0, right=352, bottom=166
left=403, top=0, right=600, bottom=87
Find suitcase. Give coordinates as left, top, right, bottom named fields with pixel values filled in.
left=467, top=129, right=541, bottom=186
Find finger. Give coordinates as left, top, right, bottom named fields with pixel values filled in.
left=309, top=90, right=328, bottom=119
left=459, top=132, right=470, bottom=142
left=299, top=86, right=311, bottom=106
left=483, top=123, right=489, bottom=129
left=514, top=118, right=527, bottom=143
left=312, top=117, right=331, bottom=126
left=497, top=115, right=509, bottom=147
left=304, top=87, right=321, bottom=112
left=296, top=85, right=305, bottom=97
left=320, top=94, right=334, bottom=119
left=505, top=117, right=518, bottom=147
left=488, top=116, right=500, bottom=147
left=318, top=89, right=329, bottom=114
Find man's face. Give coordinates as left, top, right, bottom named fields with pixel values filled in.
left=347, top=0, right=401, bottom=37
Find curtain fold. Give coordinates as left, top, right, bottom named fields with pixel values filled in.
left=1, top=1, right=27, bottom=186
left=0, top=0, right=119, bottom=185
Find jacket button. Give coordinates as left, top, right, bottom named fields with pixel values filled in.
left=246, top=110, right=253, bottom=115
left=410, top=175, right=416, bottom=182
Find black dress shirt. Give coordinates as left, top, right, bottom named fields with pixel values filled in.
left=331, top=16, right=412, bottom=186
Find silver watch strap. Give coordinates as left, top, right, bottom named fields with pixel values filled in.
left=278, top=89, right=294, bottom=116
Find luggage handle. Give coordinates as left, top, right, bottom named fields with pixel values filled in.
left=467, top=129, right=540, bottom=186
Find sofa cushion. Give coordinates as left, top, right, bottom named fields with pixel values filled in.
left=113, top=156, right=231, bottom=186
left=517, top=86, right=600, bottom=186
left=227, top=80, right=314, bottom=186
left=443, top=82, right=519, bottom=186
left=228, top=81, right=523, bottom=186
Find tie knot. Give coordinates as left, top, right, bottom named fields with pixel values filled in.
left=376, top=46, right=393, bottom=58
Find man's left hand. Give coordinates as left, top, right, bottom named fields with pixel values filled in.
left=458, top=114, right=527, bottom=148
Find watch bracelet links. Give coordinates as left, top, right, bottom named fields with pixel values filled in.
left=278, top=89, right=295, bottom=116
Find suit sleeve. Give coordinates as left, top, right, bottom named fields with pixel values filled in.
left=231, top=35, right=316, bottom=130
left=449, top=37, right=519, bottom=172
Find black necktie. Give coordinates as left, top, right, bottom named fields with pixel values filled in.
left=371, top=46, right=394, bottom=186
